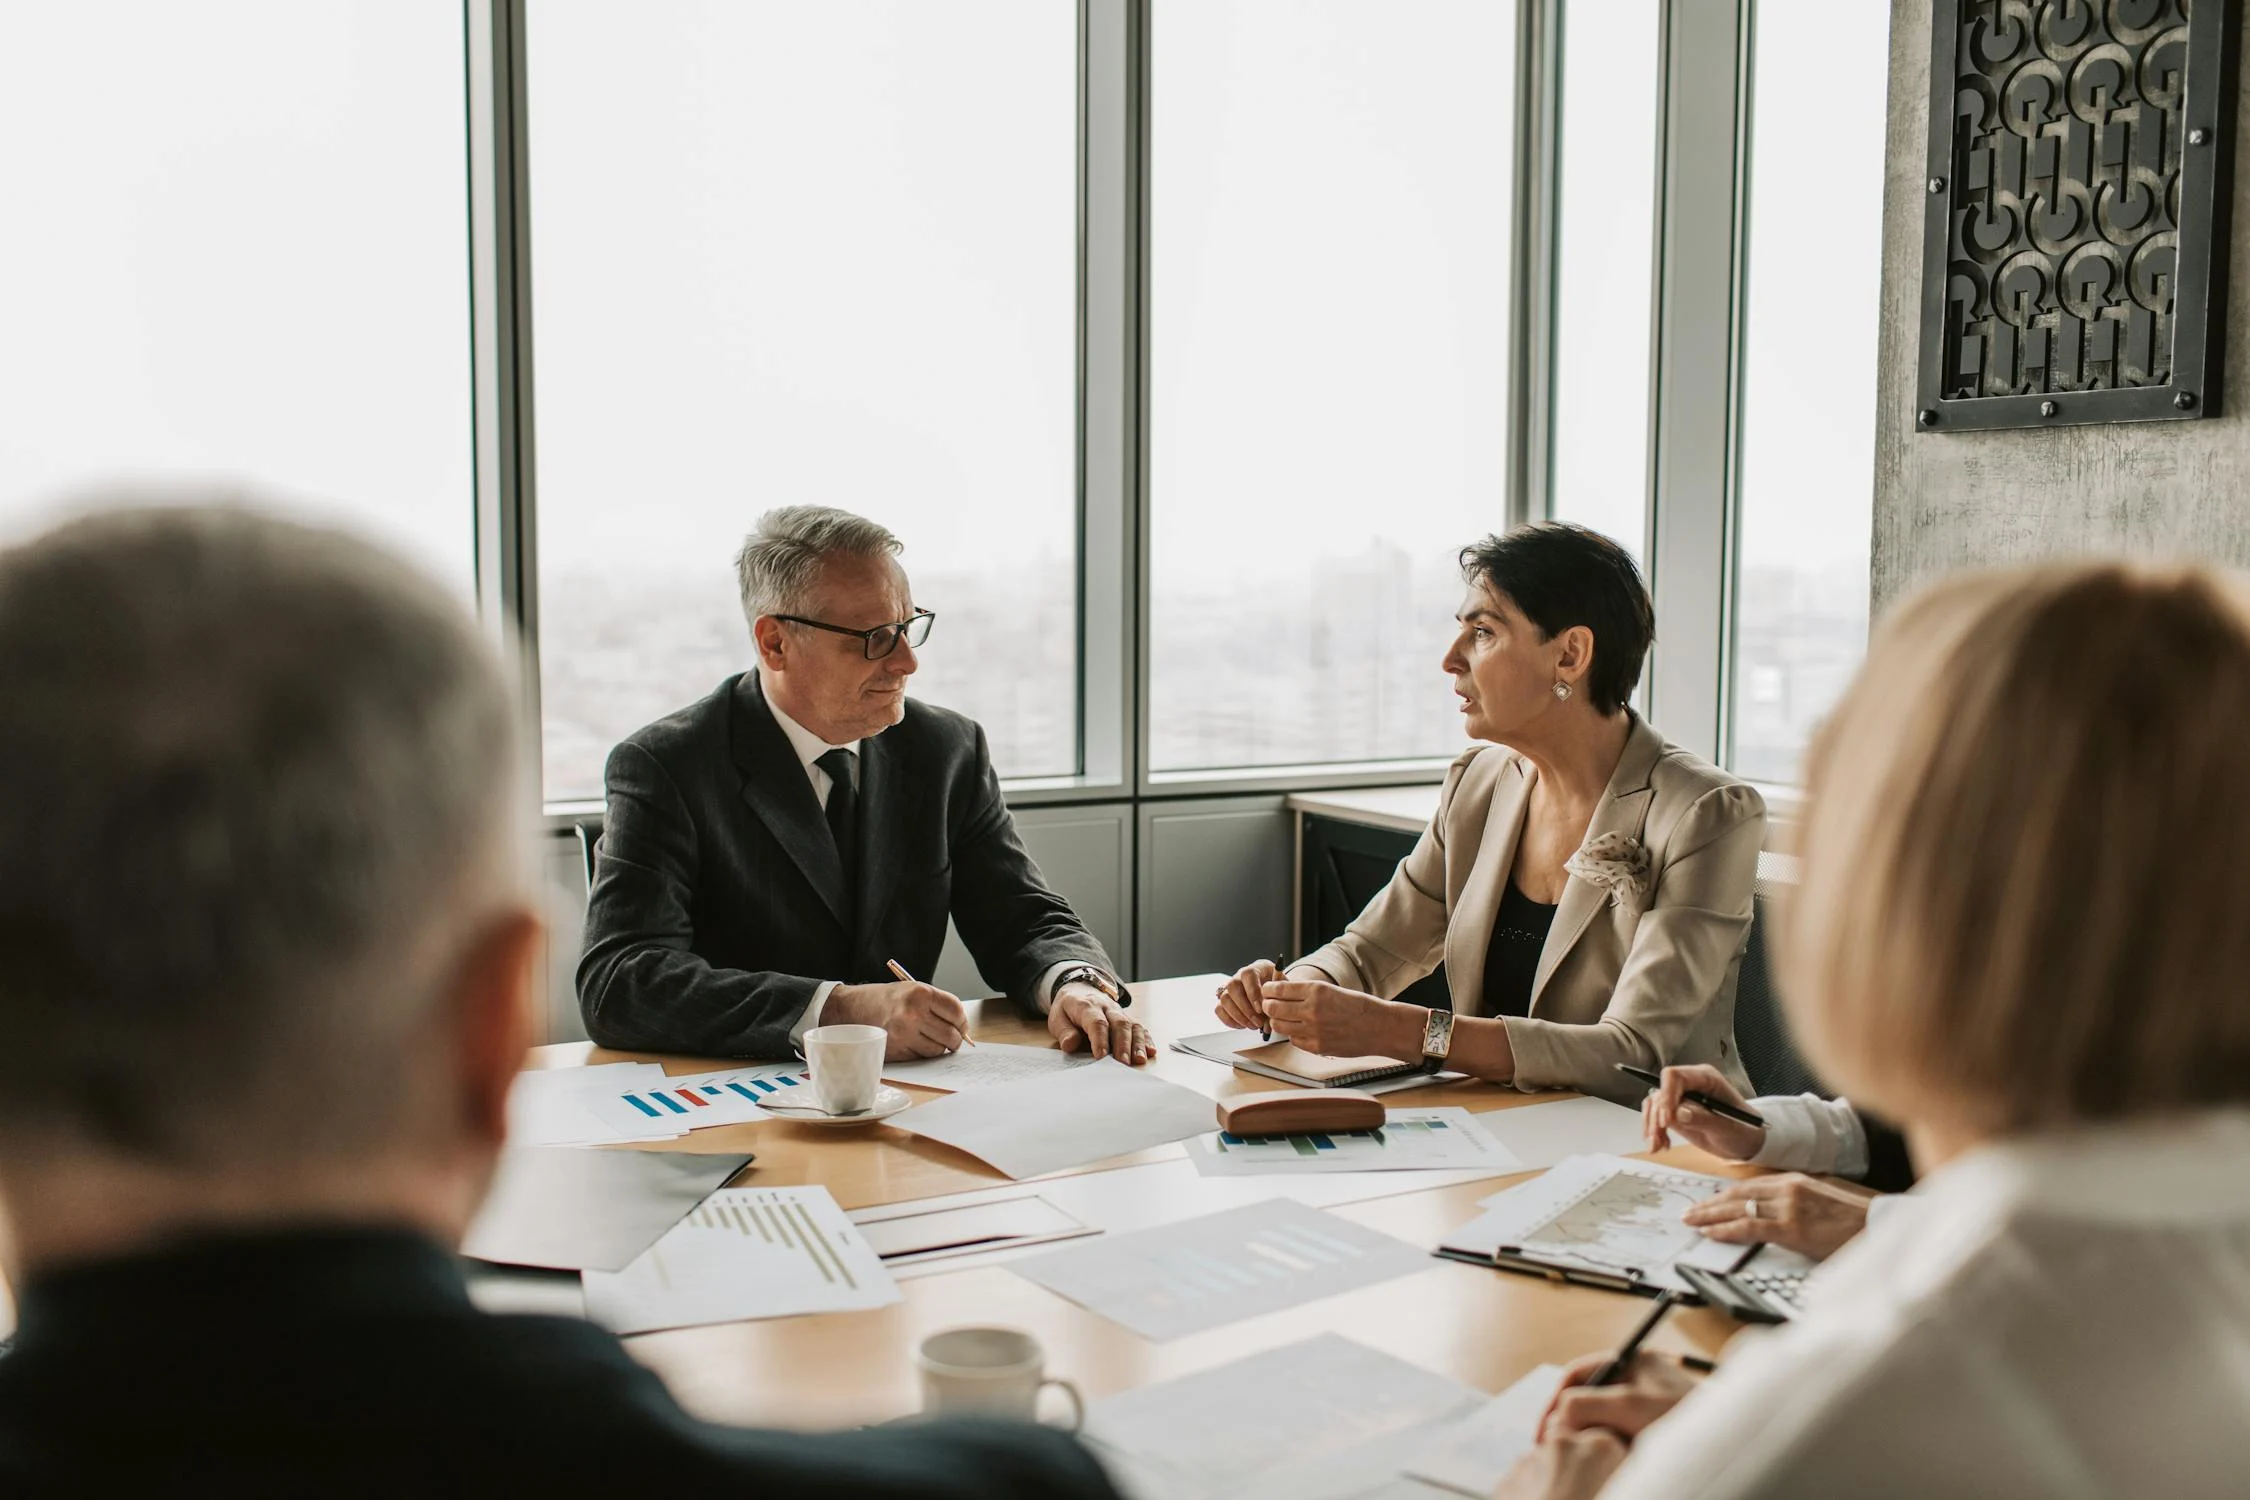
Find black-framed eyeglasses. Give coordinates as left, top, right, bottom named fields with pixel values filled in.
left=774, top=607, right=935, bottom=660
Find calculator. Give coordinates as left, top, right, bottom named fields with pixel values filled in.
left=1676, top=1261, right=1811, bottom=1324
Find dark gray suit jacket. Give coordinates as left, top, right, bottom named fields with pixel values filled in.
left=577, top=673, right=1114, bottom=1058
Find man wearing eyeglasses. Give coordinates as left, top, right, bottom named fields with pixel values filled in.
left=578, top=505, right=1150, bottom=1065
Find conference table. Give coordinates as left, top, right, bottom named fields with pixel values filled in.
left=529, top=974, right=1781, bottom=1437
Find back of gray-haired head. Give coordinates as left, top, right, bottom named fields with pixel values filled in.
left=0, top=501, right=525, bottom=1167
left=734, top=505, right=903, bottom=626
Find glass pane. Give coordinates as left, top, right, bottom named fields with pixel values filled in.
left=529, top=1, right=1078, bottom=802
left=0, top=4, right=473, bottom=589
left=1547, top=0, right=1663, bottom=563
left=1728, top=2, right=1887, bottom=783
left=1149, top=0, right=1516, bottom=773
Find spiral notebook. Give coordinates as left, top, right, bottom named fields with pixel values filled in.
left=1170, top=1030, right=1455, bottom=1093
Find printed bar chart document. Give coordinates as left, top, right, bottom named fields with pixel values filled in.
left=507, top=1062, right=681, bottom=1147
left=1185, top=1107, right=1524, bottom=1178
left=581, top=1185, right=900, bottom=1334
left=881, top=1041, right=1094, bottom=1092
left=890, top=1057, right=1216, bottom=1179
left=1013, top=1198, right=1431, bottom=1341
left=1082, top=1333, right=1482, bottom=1500
left=577, top=1063, right=811, bottom=1137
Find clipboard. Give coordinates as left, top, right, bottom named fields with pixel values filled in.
left=1433, top=1240, right=1764, bottom=1299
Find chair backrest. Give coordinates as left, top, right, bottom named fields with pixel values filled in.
left=573, top=817, right=602, bottom=893
left=1733, top=851, right=1828, bottom=1099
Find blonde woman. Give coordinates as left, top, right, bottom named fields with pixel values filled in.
left=1216, top=524, right=1764, bottom=1100
left=1501, top=561, right=2250, bottom=1499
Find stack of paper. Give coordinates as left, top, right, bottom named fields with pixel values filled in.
left=890, top=1056, right=1217, bottom=1178
left=581, top=1184, right=901, bottom=1334
left=1012, top=1198, right=1432, bottom=1341
left=1185, top=1107, right=1523, bottom=1178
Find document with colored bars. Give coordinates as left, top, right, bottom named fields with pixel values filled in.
left=1184, top=1106, right=1523, bottom=1177
left=581, top=1185, right=901, bottom=1334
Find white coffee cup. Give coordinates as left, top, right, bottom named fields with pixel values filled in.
left=915, top=1327, right=1083, bottom=1430
left=804, top=1023, right=886, bottom=1115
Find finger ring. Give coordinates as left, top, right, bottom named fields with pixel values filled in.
left=1745, top=1200, right=1761, bottom=1220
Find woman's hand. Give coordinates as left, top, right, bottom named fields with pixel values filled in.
left=1681, top=1173, right=1870, bottom=1261
left=1258, top=979, right=1419, bottom=1059
left=1639, top=1063, right=1766, bottom=1160
left=1538, top=1352, right=1705, bottom=1442
left=1214, top=960, right=1279, bottom=1031
left=1490, top=1429, right=1628, bottom=1500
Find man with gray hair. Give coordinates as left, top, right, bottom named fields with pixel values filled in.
left=578, top=505, right=1148, bottom=1064
left=0, top=503, right=1121, bottom=1497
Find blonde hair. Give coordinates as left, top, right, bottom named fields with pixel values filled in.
left=1780, top=560, right=2250, bottom=1136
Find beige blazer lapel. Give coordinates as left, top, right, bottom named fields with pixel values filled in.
left=1528, top=716, right=1665, bottom=1012
left=1445, top=756, right=1532, bottom=1017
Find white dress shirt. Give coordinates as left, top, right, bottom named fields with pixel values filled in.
left=1602, top=1107, right=2250, bottom=1499
left=1748, top=1093, right=1871, bottom=1178
left=766, top=695, right=1077, bottom=1047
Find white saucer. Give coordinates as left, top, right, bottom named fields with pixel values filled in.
left=762, top=1084, right=912, bottom=1126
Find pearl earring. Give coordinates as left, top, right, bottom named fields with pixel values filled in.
left=1552, top=681, right=1572, bottom=701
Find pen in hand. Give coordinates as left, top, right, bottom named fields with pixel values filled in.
left=1588, top=1288, right=1684, bottom=1387
left=887, top=958, right=974, bottom=1048
left=1614, top=1063, right=1766, bottom=1128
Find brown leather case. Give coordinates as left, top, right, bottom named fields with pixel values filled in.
left=1215, top=1089, right=1386, bottom=1136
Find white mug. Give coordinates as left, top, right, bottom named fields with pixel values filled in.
left=804, top=1023, right=886, bottom=1115
left=915, top=1327, right=1083, bottom=1430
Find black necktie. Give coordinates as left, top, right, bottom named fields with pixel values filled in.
left=817, top=748, right=859, bottom=883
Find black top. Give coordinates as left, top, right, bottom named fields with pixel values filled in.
left=578, top=671, right=1114, bottom=1058
left=0, top=1226, right=1119, bottom=1500
left=1480, top=880, right=1558, bottom=1018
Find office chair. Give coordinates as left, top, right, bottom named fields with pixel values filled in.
left=573, top=817, right=602, bottom=893
left=1731, top=854, right=1827, bottom=1100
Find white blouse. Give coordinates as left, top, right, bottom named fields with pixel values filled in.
left=1600, top=1108, right=2250, bottom=1500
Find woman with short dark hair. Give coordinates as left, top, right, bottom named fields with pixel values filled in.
left=1216, top=522, right=1765, bottom=1099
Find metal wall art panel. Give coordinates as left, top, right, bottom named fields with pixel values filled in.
left=1917, top=0, right=2237, bottom=432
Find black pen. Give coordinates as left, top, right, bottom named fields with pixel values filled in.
left=1614, top=1063, right=1765, bottom=1128
left=1588, top=1288, right=1684, bottom=1386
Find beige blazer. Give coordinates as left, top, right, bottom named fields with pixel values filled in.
left=1298, top=714, right=1764, bottom=1103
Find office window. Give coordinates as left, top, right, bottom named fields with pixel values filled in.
left=1727, top=2, right=1887, bottom=783
left=1148, top=0, right=1516, bottom=774
left=528, top=1, right=1078, bottom=803
left=1546, top=0, right=1663, bottom=564
left=0, top=3, right=474, bottom=588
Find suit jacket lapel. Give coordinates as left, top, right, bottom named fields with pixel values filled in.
left=1529, top=714, right=1665, bottom=1011
left=1446, top=756, right=1532, bottom=1017
left=730, top=673, right=851, bottom=931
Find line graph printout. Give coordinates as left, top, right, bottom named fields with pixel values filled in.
left=1011, top=1198, right=1431, bottom=1341
left=581, top=1185, right=901, bottom=1334
left=1442, top=1154, right=1743, bottom=1293
left=1185, top=1107, right=1524, bottom=1177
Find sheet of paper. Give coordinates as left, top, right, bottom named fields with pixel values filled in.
left=1447, top=1154, right=1741, bottom=1293
left=890, top=1056, right=1217, bottom=1179
left=1187, top=1107, right=1524, bottom=1178
left=507, top=1063, right=680, bottom=1146
left=1013, top=1198, right=1432, bottom=1342
left=881, top=1041, right=1095, bottom=1092
left=1402, top=1363, right=1564, bottom=1497
left=1473, top=1095, right=1650, bottom=1172
left=1083, top=1333, right=1482, bottom=1500
left=851, top=1157, right=1507, bottom=1282
left=581, top=1185, right=901, bottom=1335
left=462, top=1146, right=751, bottom=1272
left=855, top=1194, right=1097, bottom=1264
left=576, top=1062, right=812, bottom=1136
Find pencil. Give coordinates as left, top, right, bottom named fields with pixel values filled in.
left=886, top=958, right=974, bottom=1047
left=1588, top=1288, right=1684, bottom=1387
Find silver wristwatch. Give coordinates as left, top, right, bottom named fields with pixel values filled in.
left=1419, top=1007, right=1456, bottom=1073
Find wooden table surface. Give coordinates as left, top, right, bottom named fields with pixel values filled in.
left=533, top=974, right=1762, bottom=1430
